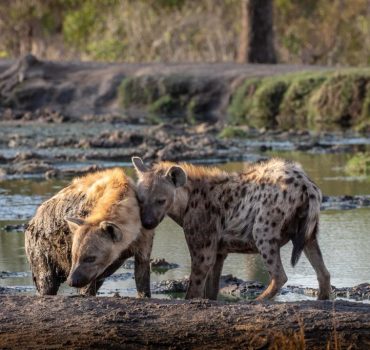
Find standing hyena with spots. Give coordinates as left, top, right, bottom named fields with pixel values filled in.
left=132, top=157, right=331, bottom=301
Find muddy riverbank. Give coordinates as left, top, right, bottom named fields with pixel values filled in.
left=0, top=121, right=369, bottom=179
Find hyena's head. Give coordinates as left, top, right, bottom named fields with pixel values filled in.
left=132, top=157, right=187, bottom=230
left=65, top=216, right=139, bottom=288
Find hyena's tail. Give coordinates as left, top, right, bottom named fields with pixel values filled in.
left=291, top=182, right=322, bottom=267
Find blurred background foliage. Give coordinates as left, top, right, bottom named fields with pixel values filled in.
left=0, top=0, right=369, bottom=65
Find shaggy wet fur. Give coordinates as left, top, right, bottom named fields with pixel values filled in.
left=25, top=168, right=154, bottom=296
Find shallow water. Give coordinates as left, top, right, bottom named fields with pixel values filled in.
left=0, top=151, right=369, bottom=301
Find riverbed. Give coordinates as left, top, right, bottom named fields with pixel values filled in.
left=0, top=141, right=369, bottom=301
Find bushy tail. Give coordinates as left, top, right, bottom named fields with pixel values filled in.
left=291, top=184, right=322, bottom=267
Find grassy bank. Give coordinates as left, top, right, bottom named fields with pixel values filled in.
left=119, top=69, right=370, bottom=131
left=118, top=74, right=225, bottom=124
left=228, top=69, right=370, bottom=131
left=345, top=153, right=370, bottom=176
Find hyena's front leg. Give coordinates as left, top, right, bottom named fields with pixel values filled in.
left=80, top=279, right=105, bottom=296
left=186, top=253, right=217, bottom=299
left=134, top=254, right=151, bottom=298
left=205, top=252, right=227, bottom=300
left=185, top=239, right=218, bottom=299
left=134, top=229, right=154, bottom=298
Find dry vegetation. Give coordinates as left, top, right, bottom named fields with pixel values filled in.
left=0, top=0, right=369, bottom=66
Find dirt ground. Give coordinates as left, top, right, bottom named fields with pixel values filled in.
left=0, top=295, right=369, bottom=349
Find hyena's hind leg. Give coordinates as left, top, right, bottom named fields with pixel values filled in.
left=304, top=239, right=331, bottom=300
left=253, top=218, right=287, bottom=300
left=255, top=246, right=287, bottom=300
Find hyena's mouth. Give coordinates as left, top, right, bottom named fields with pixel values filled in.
left=68, top=268, right=99, bottom=288
left=142, top=220, right=160, bottom=230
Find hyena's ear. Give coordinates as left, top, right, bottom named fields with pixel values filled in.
left=132, top=157, right=149, bottom=175
left=100, top=221, right=122, bottom=242
left=65, top=217, right=85, bottom=234
left=165, top=166, right=187, bottom=188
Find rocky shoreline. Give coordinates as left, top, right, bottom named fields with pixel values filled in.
left=0, top=121, right=369, bottom=179
left=151, top=275, right=370, bottom=302
left=2, top=267, right=369, bottom=303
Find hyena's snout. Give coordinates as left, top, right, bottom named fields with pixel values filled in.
left=140, top=208, right=161, bottom=230
left=67, top=268, right=90, bottom=288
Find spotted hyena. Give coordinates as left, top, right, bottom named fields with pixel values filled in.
left=132, top=157, right=331, bottom=301
left=25, top=168, right=154, bottom=297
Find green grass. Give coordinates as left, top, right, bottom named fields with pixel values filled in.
left=227, top=78, right=261, bottom=125
left=118, top=74, right=204, bottom=122
left=219, top=126, right=248, bottom=139
left=119, top=69, right=370, bottom=130
left=278, top=73, right=327, bottom=130
left=228, top=69, right=370, bottom=130
left=248, top=78, right=289, bottom=128
left=308, top=71, right=370, bottom=128
left=345, top=153, right=370, bottom=176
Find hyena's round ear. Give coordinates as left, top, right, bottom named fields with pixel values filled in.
left=165, top=166, right=187, bottom=188
left=132, top=157, right=149, bottom=175
left=65, top=217, right=85, bottom=234
left=100, top=221, right=122, bottom=242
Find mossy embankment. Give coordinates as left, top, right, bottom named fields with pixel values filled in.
left=1, top=56, right=369, bottom=131
left=228, top=70, right=370, bottom=131
left=346, top=152, right=370, bottom=176
left=119, top=68, right=370, bottom=131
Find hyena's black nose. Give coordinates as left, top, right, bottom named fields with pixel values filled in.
left=67, top=271, right=88, bottom=288
left=142, top=218, right=158, bottom=230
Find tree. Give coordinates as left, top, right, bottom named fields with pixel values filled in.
left=237, top=0, right=277, bottom=63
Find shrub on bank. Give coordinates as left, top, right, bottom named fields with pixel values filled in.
left=118, top=74, right=224, bottom=124
left=345, top=153, right=370, bottom=176
left=229, top=69, right=370, bottom=131
left=119, top=69, right=370, bottom=130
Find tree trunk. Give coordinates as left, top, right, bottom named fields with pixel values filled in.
left=237, top=0, right=277, bottom=63
left=0, top=295, right=370, bottom=349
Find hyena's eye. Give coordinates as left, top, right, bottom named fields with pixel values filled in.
left=83, top=256, right=96, bottom=264
left=156, top=199, right=166, bottom=205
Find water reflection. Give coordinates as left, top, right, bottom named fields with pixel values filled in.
left=0, top=152, right=369, bottom=300
left=1, top=208, right=369, bottom=297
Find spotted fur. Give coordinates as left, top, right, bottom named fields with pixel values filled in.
left=133, top=157, right=331, bottom=300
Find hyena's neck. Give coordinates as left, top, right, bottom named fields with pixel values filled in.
left=167, top=186, right=190, bottom=227
left=164, top=164, right=230, bottom=226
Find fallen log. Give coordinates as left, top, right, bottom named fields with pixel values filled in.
left=0, top=295, right=369, bottom=349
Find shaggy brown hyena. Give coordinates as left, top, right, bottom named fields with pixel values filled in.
left=25, top=168, right=154, bottom=296
left=132, top=157, right=331, bottom=301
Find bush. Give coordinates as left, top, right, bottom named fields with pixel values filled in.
left=345, top=153, right=370, bottom=176
left=308, top=72, right=370, bottom=128
left=219, top=126, right=247, bottom=139
left=278, top=73, right=327, bottom=130
left=228, top=69, right=370, bottom=130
